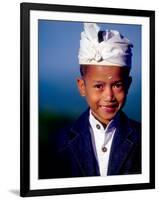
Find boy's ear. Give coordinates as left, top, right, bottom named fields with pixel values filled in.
left=76, top=78, right=86, bottom=97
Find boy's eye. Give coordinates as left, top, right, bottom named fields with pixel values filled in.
left=113, top=82, right=124, bottom=89
left=94, top=84, right=104, bottom=89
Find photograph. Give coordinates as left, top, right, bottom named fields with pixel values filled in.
left=38, top=20, right=142, bottom=179
left=20, top=2, right=155, bottom=197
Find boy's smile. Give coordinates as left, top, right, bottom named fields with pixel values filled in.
left=77, top=65, right=131, bottom=125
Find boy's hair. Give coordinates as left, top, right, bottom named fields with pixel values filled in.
left=80, top=65, right=87, bottom=77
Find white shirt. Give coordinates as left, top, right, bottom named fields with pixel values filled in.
left=89, top=111, right=118, bottom=176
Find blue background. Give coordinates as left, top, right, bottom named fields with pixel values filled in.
left=38, top=20, right=141, bottom=123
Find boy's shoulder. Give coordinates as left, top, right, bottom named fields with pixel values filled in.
left=50, top=109, right=90, bottom=151
left=120, top=111, right=141, bottom=143
left=120, top=111, right=141, bottom=126
left=128, top=117, right=141, bottom=130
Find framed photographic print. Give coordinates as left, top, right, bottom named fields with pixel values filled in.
left=20, top=2, right=155, bottom=197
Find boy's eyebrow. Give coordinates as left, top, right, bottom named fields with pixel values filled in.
left=112, top=80, right=125, bottom=83
left=92, top=80, right=105, bottom=83
left=92, top=80, right=124, bottom=84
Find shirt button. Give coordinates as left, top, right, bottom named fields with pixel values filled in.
left=102, top=146, right=107, bottom=152
left=96, top=124, right=101, bottom=129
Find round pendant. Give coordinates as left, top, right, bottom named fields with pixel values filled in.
left=102, top=146, right=107, bottom=152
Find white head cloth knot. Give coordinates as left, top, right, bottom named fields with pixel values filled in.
left=78, top=23, right=133, bottom=67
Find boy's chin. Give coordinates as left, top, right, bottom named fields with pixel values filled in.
left=91, top=109, right=119, bottom=124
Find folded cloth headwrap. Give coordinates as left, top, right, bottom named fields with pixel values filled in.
left=78, top=23, right=133, bottom=67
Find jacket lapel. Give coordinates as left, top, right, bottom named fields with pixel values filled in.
left=62, top=109, right=100, bottom=176
left=107, top=112, right=134, bottom=175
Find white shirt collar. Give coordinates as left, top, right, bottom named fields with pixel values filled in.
left=89, top=110, right=120, bottom=134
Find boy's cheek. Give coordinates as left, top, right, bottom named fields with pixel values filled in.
left=86, top=96, right=100, bottom=107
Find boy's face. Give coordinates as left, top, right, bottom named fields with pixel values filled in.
left=77, top=65, right=132, bottom=125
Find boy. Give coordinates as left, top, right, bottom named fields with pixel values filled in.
left=49, top=23, right=141, bottom=178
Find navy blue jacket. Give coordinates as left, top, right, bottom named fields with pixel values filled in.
left=49, top=109, right=141, bottom=178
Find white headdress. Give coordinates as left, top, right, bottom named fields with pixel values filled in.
left=78, top=23, right=133, bottom=67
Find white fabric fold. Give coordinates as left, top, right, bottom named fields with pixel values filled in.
left=78, top=23, right=133, bottom=67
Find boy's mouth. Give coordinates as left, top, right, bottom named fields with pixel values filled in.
left=100, top=103, right=118, bottom=107
left=99, top=104, right=118, bottom=113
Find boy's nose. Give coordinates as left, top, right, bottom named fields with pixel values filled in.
left=102, top=86, right=114, bottom=102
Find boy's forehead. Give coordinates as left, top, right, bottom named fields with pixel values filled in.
left=81, top=65, right=130, bottom=83
left=84, top=65, right=128, bottom=78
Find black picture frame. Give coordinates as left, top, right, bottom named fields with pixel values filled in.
left=20, top=2, right=155, bottom=197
